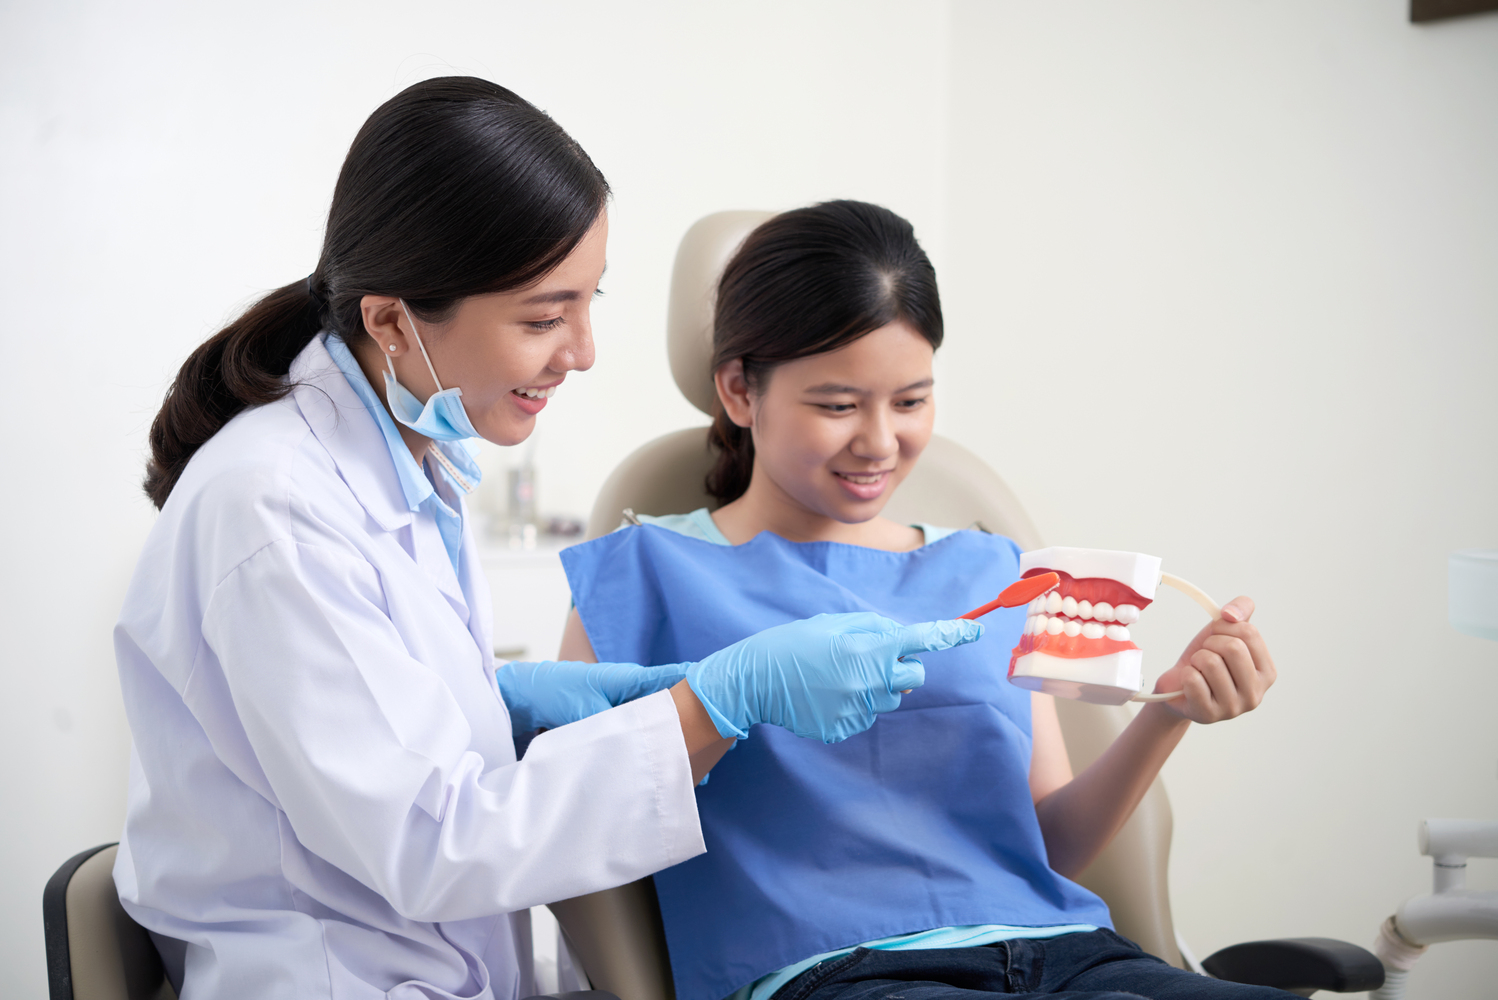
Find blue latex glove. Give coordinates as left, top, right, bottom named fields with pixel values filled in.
left=496, top=660, right=690, bottom=733
left=685, top=612, right=984, bottom=743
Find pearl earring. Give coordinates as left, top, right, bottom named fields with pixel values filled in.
left=388, top=344, right=397, bottom=352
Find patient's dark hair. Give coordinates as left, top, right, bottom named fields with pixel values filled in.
left=706, top=200, right=943, bottom=504
left=144, top=76, right=609, bottom=509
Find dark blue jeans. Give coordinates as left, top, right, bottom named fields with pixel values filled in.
left=772, top=930, right=1300, bottom=1000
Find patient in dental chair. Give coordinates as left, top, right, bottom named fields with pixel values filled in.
left=555, top=202, right=1286, bottom=1000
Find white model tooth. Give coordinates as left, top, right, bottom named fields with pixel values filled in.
left=1045, top=591, right=1063, bottom=615
left=1115, top=604, right=1140, bottom=625
left=1077, top=600, right=1093, bottom=620
left=1061, top=596, right=1078, bottom=618
left=1032, top=615, right=1046, bottom=635
left=1028, top=596, right=1043, bottom=614
left=1046, top=617, right=1065, bottom=636
left=1063, top=620, right=1082, bottom=637
left=1022, top=615, right=1035, bottom=635
left=1092, top=602, right=1114, bottom=622
left=1105, top=624, right=1130, bottom=641
left=1081, top=622, right=1105, bottom=639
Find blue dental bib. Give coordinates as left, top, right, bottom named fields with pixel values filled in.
left=561, top=526, right=1112, bottom=1000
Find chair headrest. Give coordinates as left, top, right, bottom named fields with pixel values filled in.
left=666, top=210, right=775, bottom=415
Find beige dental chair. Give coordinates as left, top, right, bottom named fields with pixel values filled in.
left=546, top=211, right=1184, bottom=1000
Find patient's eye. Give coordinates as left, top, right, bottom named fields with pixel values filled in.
left=895, top=396, right=928, bottom=409
left=817, top=402, right=857, bottom=413
left=529, top=316, right=565, bottom=331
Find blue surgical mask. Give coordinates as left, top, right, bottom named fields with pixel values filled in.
left=382, top=300, right=481, bottom=442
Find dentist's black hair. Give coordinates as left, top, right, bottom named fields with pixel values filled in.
left=706, top=200, right=943, bottom=504
left=144, top=76, right=609, bottom=509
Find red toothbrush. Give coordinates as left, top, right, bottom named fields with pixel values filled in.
left=960, top=572, right=1061, bottom=620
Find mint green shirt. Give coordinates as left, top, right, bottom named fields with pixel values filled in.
left=634, top=508, right=958, bottom=548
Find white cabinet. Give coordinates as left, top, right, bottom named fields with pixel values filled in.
left=478, top=541, right=575, bottom=662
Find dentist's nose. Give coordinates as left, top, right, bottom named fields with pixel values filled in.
left=555, top=315, right=595, bottom=373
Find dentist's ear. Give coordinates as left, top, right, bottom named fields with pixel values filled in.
left=358, top=295, right=411, bottom=358
left=714, top=359, right=755, bottom=429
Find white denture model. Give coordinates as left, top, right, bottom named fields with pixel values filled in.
left=1007, top=547, right=1222, bottom=705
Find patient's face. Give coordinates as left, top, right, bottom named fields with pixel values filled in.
left=749, top=322, right=935, bottom=524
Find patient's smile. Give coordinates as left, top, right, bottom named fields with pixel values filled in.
left=832, top=468, right=893, bottom=500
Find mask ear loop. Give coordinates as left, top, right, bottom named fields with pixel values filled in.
left=1129, top=573, right=1223, bottom=702
left=395, top=299, right=446, bottom=392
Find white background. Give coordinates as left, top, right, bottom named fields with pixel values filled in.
left=2, top=1, right=1495, bottom=997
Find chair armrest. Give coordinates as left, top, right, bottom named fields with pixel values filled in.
left=521, top=992, right=622, bottom=1000
left=1202, top=937, right=1384, bottom=994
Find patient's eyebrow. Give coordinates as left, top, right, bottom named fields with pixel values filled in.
left=803, top=377, right=934, bottom=395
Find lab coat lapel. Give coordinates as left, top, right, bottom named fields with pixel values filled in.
left=290, top=337, right=414, bottom=534
left=291, top=337, right=477, bottom=641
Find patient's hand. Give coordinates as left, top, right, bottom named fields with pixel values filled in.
left=1151, top=597, right=1275, bottom=724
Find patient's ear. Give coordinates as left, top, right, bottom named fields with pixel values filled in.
left=715, top=359, right=754, bottom=429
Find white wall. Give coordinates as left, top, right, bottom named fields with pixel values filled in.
left=940, top=2, right=1498, bottom=995
left=2, top=1, right=1495, bottom=997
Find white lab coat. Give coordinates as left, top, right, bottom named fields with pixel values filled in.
left=113, top=336, right=705, bottom=1000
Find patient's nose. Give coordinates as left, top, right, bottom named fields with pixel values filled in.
left=850, top=409, right=897, bottom=460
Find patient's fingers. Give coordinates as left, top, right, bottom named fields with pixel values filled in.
left=1220, top=596, right=1255, bottom=623
left=1189, top=647, right=1236, bottom=718
left=1205, top=633, right=1263, bottom=711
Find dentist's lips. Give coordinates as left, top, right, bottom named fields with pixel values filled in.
left=833, top=469, right=892, bottom=501
left=510, top=381, right=560, bottom=415
left=1009, top=569, right=1153, bottom=671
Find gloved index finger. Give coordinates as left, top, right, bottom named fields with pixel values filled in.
left=889, top=619, right=984, bottom=658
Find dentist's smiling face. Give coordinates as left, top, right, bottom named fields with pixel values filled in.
left=726, top=321, right=936, bottom=524
left=357, top=211, right=607, bottom=449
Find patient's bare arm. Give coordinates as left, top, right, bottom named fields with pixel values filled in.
left=1029, top=596, right=1275, bottom=878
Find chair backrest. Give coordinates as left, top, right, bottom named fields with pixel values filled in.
left=44, top=844, right=175, bottom=1000
left=551, top=212, right=1183, bottom=1000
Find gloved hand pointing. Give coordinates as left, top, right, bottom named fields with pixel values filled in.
left=686, top=613, right=984, bottom=743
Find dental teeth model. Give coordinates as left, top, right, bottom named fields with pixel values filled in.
left=1007, top=547, right=1221, bottom=706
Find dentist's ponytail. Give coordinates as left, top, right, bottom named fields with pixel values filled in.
left=705, top=200, right=944, bottom=504
left=144, top=76, right=609, bottom=509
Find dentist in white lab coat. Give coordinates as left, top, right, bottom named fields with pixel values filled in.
left=113, top=78, right=980, bottom=1000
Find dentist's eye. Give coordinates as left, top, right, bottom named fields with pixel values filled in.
left=817, top=403, right=856, bottom=413
left=895, top=397, right=928, bottom=409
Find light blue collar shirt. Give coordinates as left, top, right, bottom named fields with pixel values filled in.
left=323, top=332, right=483, bottom=574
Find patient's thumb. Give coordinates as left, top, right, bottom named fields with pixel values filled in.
left=893, top=618, right=984, bottom=657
